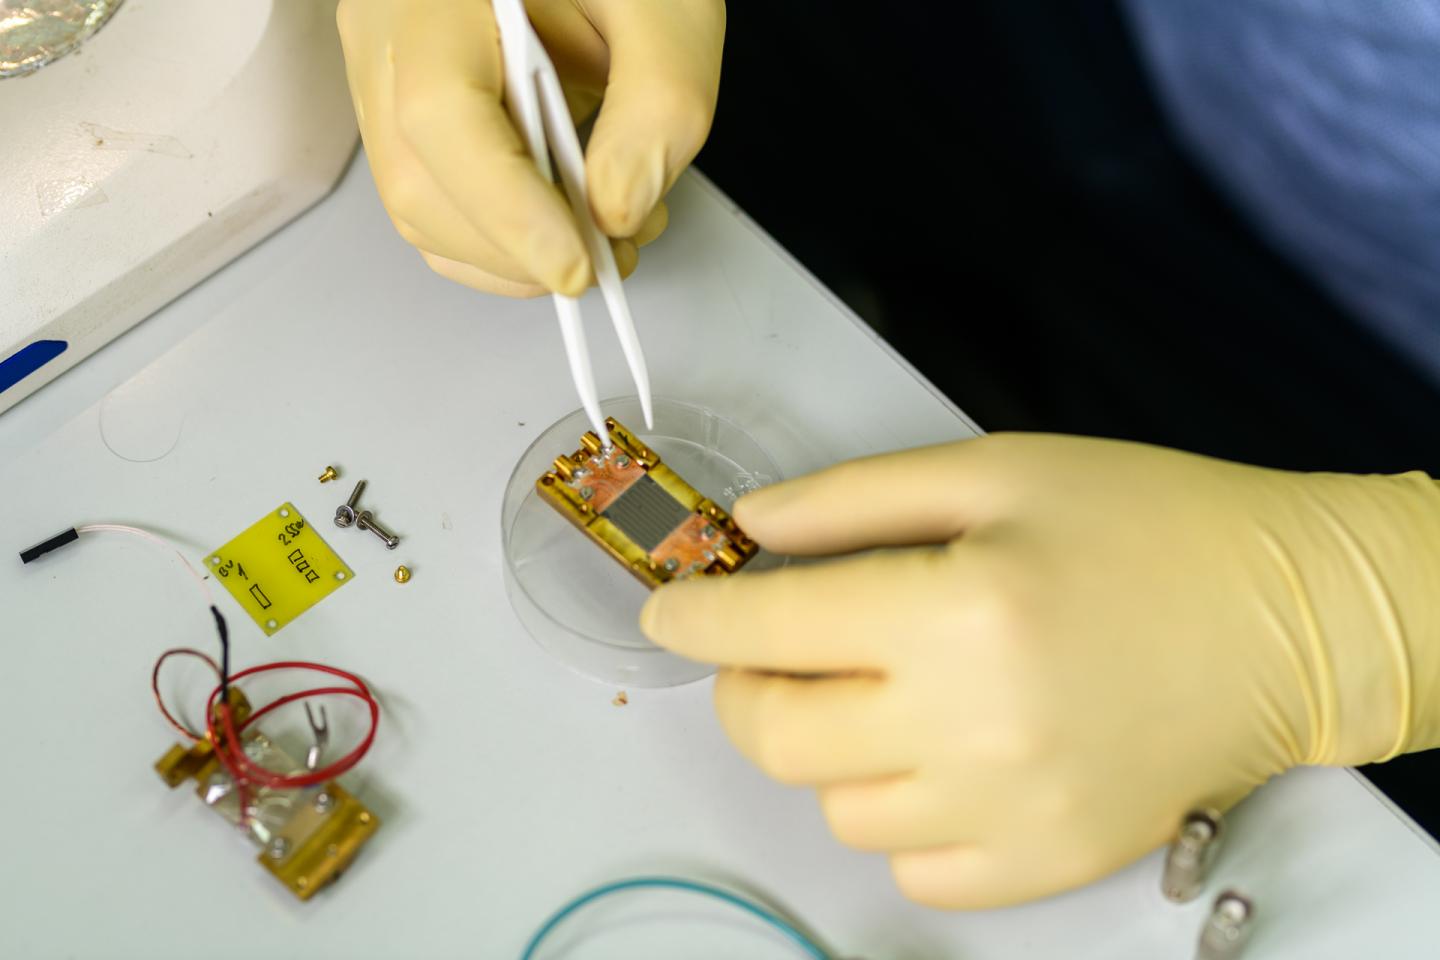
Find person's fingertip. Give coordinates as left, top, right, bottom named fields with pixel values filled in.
left=613, top=238, right=639, bottom=279
left=541, top=244, right=590, bottom=296
left=594, top=187, right=657, bottom=239
left=632, top=201, right=668, bottom=248
left=588, top=142, right=666, bottom=237
left=733, top=482, right=797, bottom=535
left=419, top=250, right=547, bottom=298
left=512, top=200, right=589, bottom=295
left=642, top=579, right=713, bottom=651
left=890, top=846, right=992, bottom=910
left=639, top=590, right=667, bottom=641
left=555, top=259, right=593, bottom=298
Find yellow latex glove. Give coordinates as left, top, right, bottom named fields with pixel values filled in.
left=336, top=0, right=724, bottom=297
left=641, top=434, right=1440, bottom=909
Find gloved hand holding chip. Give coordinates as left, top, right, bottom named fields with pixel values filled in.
left=641, top=433, right=1440, bottom=908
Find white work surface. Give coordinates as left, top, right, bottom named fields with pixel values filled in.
left=2, top=154, right=1439, bottom=959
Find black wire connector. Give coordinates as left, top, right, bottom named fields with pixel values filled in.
left=19, top=528, right=80, bottom=564
left=20, top=524, right=232, bottom=698
left=210, top=605, right=230, bottom=699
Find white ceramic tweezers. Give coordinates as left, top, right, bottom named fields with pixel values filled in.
left=493, top=0, right=654, bottom=445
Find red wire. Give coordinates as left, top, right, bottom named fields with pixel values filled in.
left=204, top=661, right=380, bottom=791
left=152, top=648, right=221, bottom=741
left=151, top=650, right=380, bottom=810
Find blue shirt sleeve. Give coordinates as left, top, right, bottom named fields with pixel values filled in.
left=1120, top=0, right=1440, bottom=384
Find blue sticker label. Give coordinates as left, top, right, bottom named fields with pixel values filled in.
left=0, top=340, right=68, bottom=395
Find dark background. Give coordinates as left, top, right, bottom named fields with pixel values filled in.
left=695, top=1, right=1440, bottom=836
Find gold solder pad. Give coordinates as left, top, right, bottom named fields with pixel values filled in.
left=205, top=503, right=354, bottom=635
left=537, top=417, right=759, bottom=588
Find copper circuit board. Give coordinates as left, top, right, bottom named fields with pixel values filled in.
left=536, top=417, right=759, bottom=588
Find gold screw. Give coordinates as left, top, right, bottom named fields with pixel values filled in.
left=394, top=565, right=411, bottom=584
left=318, top=466, right=338, bottom=483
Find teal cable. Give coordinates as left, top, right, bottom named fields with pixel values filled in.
left=519, top=876, right=833, bottom=960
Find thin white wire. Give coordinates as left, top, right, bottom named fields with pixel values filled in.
left=75, top=524, right=214, bottom=607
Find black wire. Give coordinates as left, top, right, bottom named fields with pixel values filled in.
left=210, top=606, right=230, bottom=700
left=19, top=526, right=232, bottom=701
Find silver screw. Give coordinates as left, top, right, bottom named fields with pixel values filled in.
left=267, top=837, right=291, bottom=861
left=334, top=480, right=367, bottom=528
left=664, top=558, right=680, bottom=572
left=1163, top=809, right=1223, bottom=903
left=314, top=791, right=333, bottom=813
left=616, top=455, right=631, bottom=468
left=356, top=510, right=399, bottom=549
left=580, top=486, right=595, bottom=501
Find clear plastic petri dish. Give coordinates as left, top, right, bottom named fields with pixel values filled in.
left=502, top=396, right=783, bottom=687
left=1, top=0, right=126, bottom=78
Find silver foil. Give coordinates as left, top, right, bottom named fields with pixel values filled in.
left=0, top=0, right=125, bottom=79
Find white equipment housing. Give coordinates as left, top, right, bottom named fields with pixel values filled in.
left=0, top=0, right=358, bottom=413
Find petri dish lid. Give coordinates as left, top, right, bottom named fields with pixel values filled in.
left=501, top=396, right=783, bottom=687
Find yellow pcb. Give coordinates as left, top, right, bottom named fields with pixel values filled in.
left=205, top=503, right=353, bottom=635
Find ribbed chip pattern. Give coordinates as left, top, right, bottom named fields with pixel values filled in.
left=601, top=474, right=692, bottom=553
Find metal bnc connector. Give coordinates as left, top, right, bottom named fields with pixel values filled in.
left=1195, top=891, right=1254, bottom=960
left=1163, top=809, right=1224, bottom=903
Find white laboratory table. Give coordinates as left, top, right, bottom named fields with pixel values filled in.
left=2, top=154, right=1438, bottom=959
